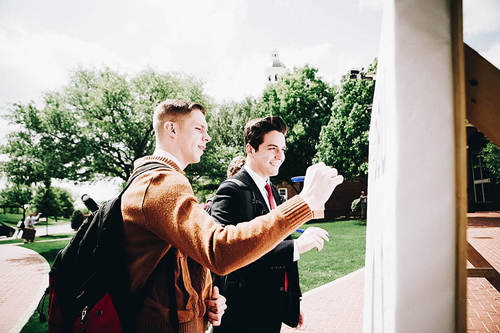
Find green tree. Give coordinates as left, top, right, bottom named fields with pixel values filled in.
left=32, top=180, right=61, bottom=221
left=478, top=141, right=500, bottom=184
left=1, top=67, right=212, bottom=195
left=315, top=60, right=377, bottom=181
left=0, top=183, right=33, bottom=219
left=53, top=187, right=75, bottom=218
left=252, top=65, right=336, bottom=187
left=70, top=210, right=84, bottom=230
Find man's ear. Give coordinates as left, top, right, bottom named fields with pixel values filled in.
left=245, top=143, right=254, bottom=156
left=164, top=121, right=177, bottom=137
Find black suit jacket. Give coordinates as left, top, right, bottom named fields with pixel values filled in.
left=210, top=167, right=301, bottom=332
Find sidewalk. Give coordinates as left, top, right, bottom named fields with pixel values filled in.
left=280, top=269, right=364, bottom=333
left=466, top=212, right=500, bottom=333
left=1, top=214, right=500, bottom=333
left=0, top=245, right=49, bottom=333
left=279, top=212, right=500, bottom=333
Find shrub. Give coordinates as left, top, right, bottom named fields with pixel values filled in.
left=70, top=210, right=84, bottom=231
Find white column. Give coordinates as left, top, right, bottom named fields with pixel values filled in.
left=364, top=0, right=459, bottom=332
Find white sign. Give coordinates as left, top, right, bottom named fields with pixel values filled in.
left=364, top=0, right=459, bottom=332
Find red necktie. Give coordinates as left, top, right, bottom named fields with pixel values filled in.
left=264, top=183, right=276, bottom=210
left=265, top=183, right=288, bottom=291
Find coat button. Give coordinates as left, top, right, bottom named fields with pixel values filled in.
left=96, top=310, right=103, bottom=316
left=280, top=287, right=284, bottom=291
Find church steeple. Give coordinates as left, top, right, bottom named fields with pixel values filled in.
left=264, top=49, right=287, bottom=84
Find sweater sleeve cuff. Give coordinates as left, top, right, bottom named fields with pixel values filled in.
left=277, top=195, right=313, bottom=228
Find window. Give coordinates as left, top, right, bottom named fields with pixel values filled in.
left=471, top=153, right=492, bottom=203
left=278, top=188, right=287, bottom=199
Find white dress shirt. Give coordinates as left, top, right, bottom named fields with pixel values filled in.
left=153, top=149, right=183, bottom=170
left=244, top=165, right=276, bottom=211
left=243, top=165, right=299, bottom=261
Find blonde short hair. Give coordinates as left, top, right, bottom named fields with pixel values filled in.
left=153, top=99, right=206, bottom=134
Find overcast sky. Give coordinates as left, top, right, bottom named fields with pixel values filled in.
left=0, top=0, right=499, bottom=203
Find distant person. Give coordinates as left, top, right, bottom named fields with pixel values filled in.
left=23, top=212, right=41, bottom=243
left=210, top=116, right=331, bottom=333
left=359, top=191, right=367, bottom=219
left=204, top=156, right=246, bottom=211
left=24, top=212, right=41, bottom=229
left=226, top=155, right=246, bottom=178
left=120, top=99, right=343, bottom=332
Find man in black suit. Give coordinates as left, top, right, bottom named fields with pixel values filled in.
left=210, top=116, right=331, bottom=333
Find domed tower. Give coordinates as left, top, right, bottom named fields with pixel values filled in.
left=264, top=50, right=287, bottom=84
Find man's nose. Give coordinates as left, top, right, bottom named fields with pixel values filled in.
left=276, top=149, right=284, bottom=160
left=205, top=132, right=211, bottom=143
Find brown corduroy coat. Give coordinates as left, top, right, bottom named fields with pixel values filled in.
left=121, top=156, right=312, bottom=333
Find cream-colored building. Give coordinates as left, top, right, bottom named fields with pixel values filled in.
left=264, top=50, right=287, bottom=84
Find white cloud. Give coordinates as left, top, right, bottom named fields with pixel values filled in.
left=463, top=0, right=500, bottom=36
left=357, top=0, right=384, bottom=10
left=203, top=42, right=378, bottom=102
left=0, top=20, right=139, bottom=106
left=204, top=51, right=269, bottom=102
left=279, top=43, right=373, bottom=84
left=272, top=0, right=293, bottom=7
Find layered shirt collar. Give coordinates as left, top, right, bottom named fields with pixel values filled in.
left=244, top=165, right=275, bottom=211
left=153, top=149, right=183, bottom=170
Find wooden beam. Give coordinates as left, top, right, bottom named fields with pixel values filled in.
left=467, top=268, right=495, bottom=278
left=467, top=241, right=491, bottom=268
left=464, top=43, right=500, bottom=148
left=467, top=241, right=500, bottom=293
left=451, top=0, right=467, bottom=331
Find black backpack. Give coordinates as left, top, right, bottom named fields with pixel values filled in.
left=38, top=162, right=179, bottom=333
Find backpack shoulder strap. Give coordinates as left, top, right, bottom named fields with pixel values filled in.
left=225, top=178, right=257, bottom=221
left=120, top=162, right=172, bottom=197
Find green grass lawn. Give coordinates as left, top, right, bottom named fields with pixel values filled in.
left=0, top=213, right=71, bottom=228
left=293, top=219, right=366, bottom=292
left=19, top=219, right=366, bottom=332
left=0, top=213, right=26, bottom=224
left=0, top=234, right=74, bottom=245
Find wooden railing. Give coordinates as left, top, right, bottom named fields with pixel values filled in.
left=467, top=241, right=500, bottom=293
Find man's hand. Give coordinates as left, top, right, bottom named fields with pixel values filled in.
left=296, top=227, right=330, bottom=254
left=205, top=286, right=227, bottom=326
left=297, top=310, right=304, bottom=328
left=299, top=163, right=344, bottom=211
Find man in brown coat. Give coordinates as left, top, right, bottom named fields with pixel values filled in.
left=121, top=99, right=344, bottom=332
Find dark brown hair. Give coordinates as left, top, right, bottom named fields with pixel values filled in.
left=243, top=116, right=287, bottom=152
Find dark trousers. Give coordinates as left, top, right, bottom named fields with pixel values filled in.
left=213, top=283, right=283, bottom=333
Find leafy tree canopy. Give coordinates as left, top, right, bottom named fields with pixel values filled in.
left=0, top=183, right=33, bottom=219
left=1, top=67, right=211, bottom=185
left=315, top=59, right=377, bottom=181
left=478, top=141, right=500, bottom=185
left=252, top=65, right=336, bottom=186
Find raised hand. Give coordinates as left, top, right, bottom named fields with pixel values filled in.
left=299, top=162, right=344, bottom=211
